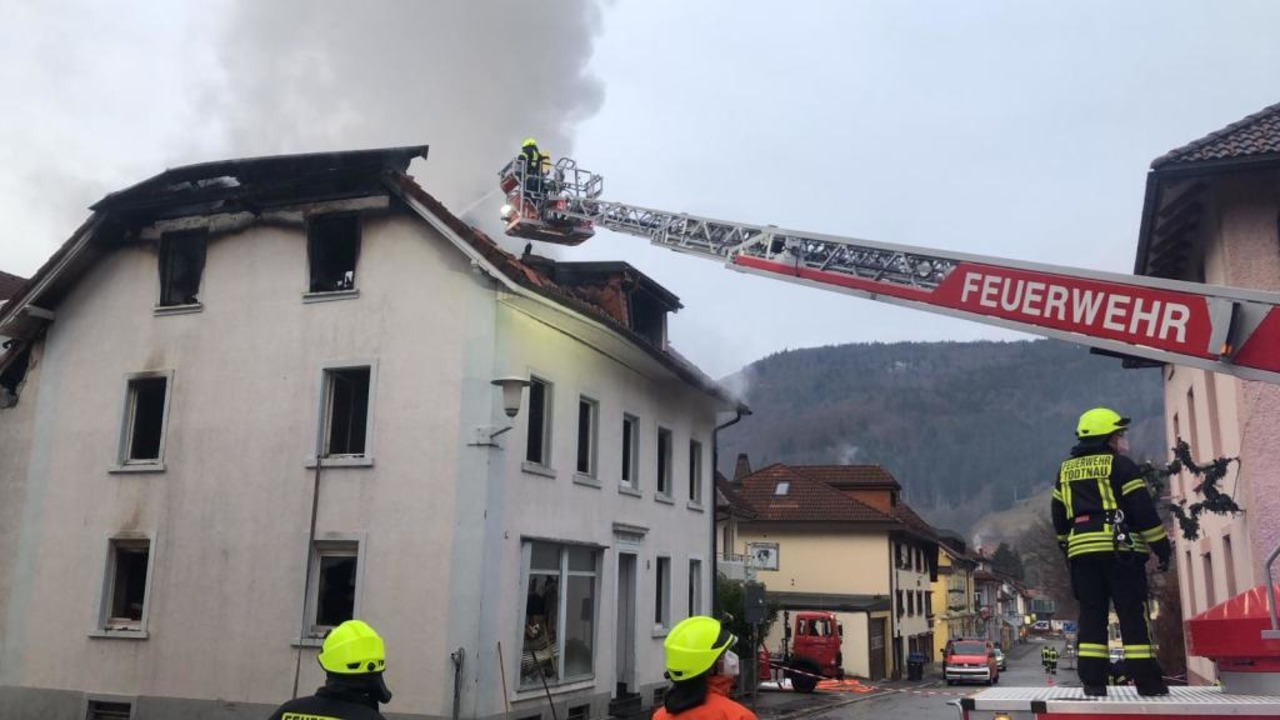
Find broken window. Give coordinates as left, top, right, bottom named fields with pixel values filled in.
left=688, top=439, right=703, bottom=503
left=621, top=414, right=639, bottom=488
left=102, top=539, right=150, bottom=632
left=310, top=541, right=359, bottom=634
left=324, top=367, right=370, bottom=457
left=525, top=378, right=551, bottom=466
left=576, top=396, right=597, bottom=476
left=0, top=342, right=32, bottom=408
left=308, top=215, right=360, bottom=293
left=158, top=231, right=207, bottom=306
left=520, top=541, right=598, bottom=687
left=123, top=376, right=168, bottom=463
left=656, top=427, right=672, bottom=497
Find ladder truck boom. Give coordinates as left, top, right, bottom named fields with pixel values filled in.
left=498, top=156, right=1280, bottom=385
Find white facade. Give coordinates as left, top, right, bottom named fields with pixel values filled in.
left=0, top=151, right=736, bottom=720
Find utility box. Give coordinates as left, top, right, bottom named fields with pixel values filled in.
left=744, top=582, right=768, bottom=625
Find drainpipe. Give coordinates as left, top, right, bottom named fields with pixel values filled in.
left=711, top=406, right=750, bottom=611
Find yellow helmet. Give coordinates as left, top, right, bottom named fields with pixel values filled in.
left=664, top=616, right=735, bottom=680
left=318, top=620, right=387, bottom=675
left=1076, top=407, right=1130, bottom=439
left=522, top=137, right=539, bottom=148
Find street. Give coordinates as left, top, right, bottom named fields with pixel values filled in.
left=750, top=638, right=1070, bottom=720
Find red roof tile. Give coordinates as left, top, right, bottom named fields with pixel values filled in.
left=715, top=474, right=757, bottom=518
left=737, top=464, right=895, bottom=523
left=793, top=465, right=901, bottom=489
left=1152, top=101, right=1280, bottom=169
left=0, top=271, right=27, bottom=302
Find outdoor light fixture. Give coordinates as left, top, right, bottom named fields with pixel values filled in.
left=470, top=377, right=532, bottom=447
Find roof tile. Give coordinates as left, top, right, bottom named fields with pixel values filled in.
left=1152, top=101, right=1280, bottom=168
left=0, top=271, right=27, bottom=302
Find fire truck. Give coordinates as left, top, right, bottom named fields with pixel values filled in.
left=497, top=156, right=1280, bottom=717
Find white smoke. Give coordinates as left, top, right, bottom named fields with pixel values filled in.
left=212, top=0, right=606, bottom=237
left=835, top=442, right=860, bottom=465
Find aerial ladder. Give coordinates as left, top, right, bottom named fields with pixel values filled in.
left=499, top=156, right=1280, bottom=718
left=499, top=156, right=1280, bottom=385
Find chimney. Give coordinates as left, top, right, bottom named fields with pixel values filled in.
left=733, top=453, right=752, bottom=481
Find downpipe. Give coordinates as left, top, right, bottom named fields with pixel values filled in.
left=711, top=406, right=750, bottom=611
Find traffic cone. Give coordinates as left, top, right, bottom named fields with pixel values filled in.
left=1046, top=675, right=1055, bottom=687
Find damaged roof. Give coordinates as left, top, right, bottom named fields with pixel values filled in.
left=1151, top=102, right=1280, bottom=169
left=0, top=145, right=744, bottom=409
left=0, top=270, right=26, bottom=302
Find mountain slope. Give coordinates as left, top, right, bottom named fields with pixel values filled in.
left=717, top=339, right=1165, bottom=535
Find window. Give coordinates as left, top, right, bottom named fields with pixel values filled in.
left=655, top=556, right=671, bottom=629
left=322, top=367, right=371, bottom=457
left=621, top=414, right=639, bottom=488
left=688, top=559, right=703, bottom=616
left=656, top=427, right=672, bottom=497
left=1224, top=535, right=1237, bottom=598
left=87, top=700, right=133, bottom=720
left=926, top=592, right=933, bottom=617
left=520, top=541, right=598, bottom=687
left=120, top=374, right=170, bottom=465
left=1204, top=370, right=1223, bottom=458
left=308, top=541, right=360, bottom=636
left=525, top=378, right=551, bottom=466
left=688, top=440, right=703, bottom=503
left=1186, top=387, right=1199, bottom=460
left=308, top=214, right=360, bottom=293
left=896, top=590, right=904, bottom=617
left=158, top=231, right=207, bottom=306
left=907, top=591, right=915, bottom=616
left=774, top=481, right=790, bottom=496
left=568, top=705, right=589, bottom=720
left=1203, top=552, right=1215, bottom=608
left=100, top=538, right=151, bottom=633
left=576, top=397, right=597, bottom=476
left=1185, top=549, right=1195, bottom=612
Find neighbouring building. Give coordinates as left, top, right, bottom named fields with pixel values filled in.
left=1132, top=102, right=1280, bottom=683
left=932, top=534, right=979, bottom=659
left=720, top=462, right=938, bottom=680
left=714, top=470, right=757, bottom=581
left=0, top=147, right=746, bottom=720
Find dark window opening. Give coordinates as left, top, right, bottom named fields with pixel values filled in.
left=568, top=705, right=589, bottom=720
left=0, top=343, right=32, bottom=408
left=576, top=398, right=595, bottom=475
left=316, top=551, right=357, bottom=628
left=688, top=440, right=702, bottom=502
left=655, top=557, right=670, bottom=626
left=325, top=368, right=370, bottom=456
left=108, top=543, right=149, bottom=627
left=308, top=215, right=360, bottom=293
left=159, top=232, right=207, bottom=306
left=87, top=700, right=133, bottom=720
left=629, top=293, right=666, bottom=346
left=526, top=378, right=548, bottom=465
left=127, top=377, right=167, bottom=461
left=656, top=428, right=672, bottom=495
left=622, top=415, right=638, bottom=486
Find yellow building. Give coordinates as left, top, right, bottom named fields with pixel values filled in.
left=721, top=463, right=938, bottom=680
left=933, top=538, right=979, bottom=659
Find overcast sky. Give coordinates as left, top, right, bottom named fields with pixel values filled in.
left=3, top=1, right=1279, bottom=378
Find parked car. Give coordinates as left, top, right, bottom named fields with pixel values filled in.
left=1030, top=620, right=1052, bottom=633
left=993, top=647, right=1007, bottom=671
left=944, top=639, right=1000, bottom=686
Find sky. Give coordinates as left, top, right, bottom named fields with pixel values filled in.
left=3, top=1, right=1279, bottom=378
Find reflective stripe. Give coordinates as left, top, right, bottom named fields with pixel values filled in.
left=282, top=714, right=344, bottom=720
left=1079, top=643, right=1109, bottom=659
left=1056, top=533, right=1070, bottom=542
left=1124, top=644, right=1154, bottom=659
left=1139, top=526, right=1166, bottom=543
left=1121, top=478, right=1146, bottom=495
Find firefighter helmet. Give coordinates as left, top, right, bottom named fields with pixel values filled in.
left=1076, top=407, right=1131, bottom=439
left=664, top=616, right=736, bottom=680
left=522, top=137, right=539, bottom=148
left=318, top=620, right=387, bottom=675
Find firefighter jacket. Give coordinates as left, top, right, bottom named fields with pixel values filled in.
left=652, top=675, right=758, bottom=720
left=267, top=683, right=386, bottom=720
left=1051, top=443, right=1171, bottom=562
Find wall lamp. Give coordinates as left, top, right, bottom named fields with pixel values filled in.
left=470, top=376, right=531, bottom=447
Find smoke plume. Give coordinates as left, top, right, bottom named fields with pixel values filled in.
left=213, top=1, right=606, bottom=218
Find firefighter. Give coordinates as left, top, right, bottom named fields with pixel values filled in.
left=1109, top=659, right=1131, bottom=686
left=1046, top=645, right=1059, bottom=675
left=653, top=616, right=757, bottom=720
left=519, top=138, right=548, bottom=200
left=267, top=619, right=393, bottom=720
left=1051, top=408, right=1172, bottom=697
left=1041, top=644, right=1053, bottom=674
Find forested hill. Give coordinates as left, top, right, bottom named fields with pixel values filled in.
left=717, top=339, right=1166, bottom=535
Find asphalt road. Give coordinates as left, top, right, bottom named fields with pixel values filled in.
left=749, top=637, right=1074, bottom=720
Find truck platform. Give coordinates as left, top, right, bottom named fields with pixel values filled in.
left=959, top=685, right=1280, bottom=719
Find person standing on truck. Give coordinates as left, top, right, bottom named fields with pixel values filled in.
left=653, top=616, right=757, bottom=720
left=267, top=619, right=393, bottom=720
left=1052, top=408, right=1172, bottom=697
